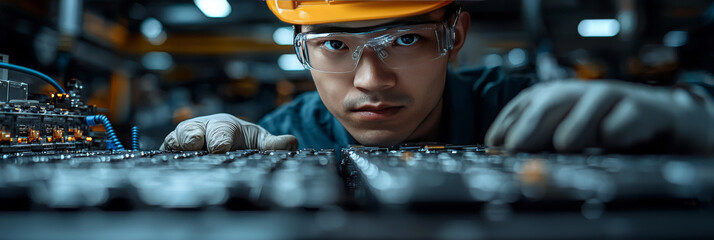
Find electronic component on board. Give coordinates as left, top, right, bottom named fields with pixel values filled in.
left=0, top=59, right=107, bottom=153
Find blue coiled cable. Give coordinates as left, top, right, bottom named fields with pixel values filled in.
left=131, top=126, right=139, bottom=151
left=0, top=62, right=66, bottom=93
left=86, top=115, right=125, bottom=151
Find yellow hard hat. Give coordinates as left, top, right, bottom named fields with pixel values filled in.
left=266, top=0, right=454, bottom=25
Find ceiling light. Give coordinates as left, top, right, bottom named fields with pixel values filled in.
left=278, top=54, right=305, bottom=71
left=273, top=27, right=294, bottom=45
left=578, top=19, right=620, bottom=37
left=142, top=52, right=173, bottom=71
left=194, top=0, right=232, bottom=18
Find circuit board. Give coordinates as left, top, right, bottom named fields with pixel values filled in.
left=342, top=144, right=714, bottom=211
left=0, top=149, right=340, bottom=210
left=0, top=78, right=106, bottom=152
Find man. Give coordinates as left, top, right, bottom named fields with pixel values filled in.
left=161, top=1, right=714, bottom=154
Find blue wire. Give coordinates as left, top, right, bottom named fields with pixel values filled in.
left=86, top=115, right=125, bottom=151
left=0, top=62, right=66, bottom=93
left=131, top=126, right=139, bottom=151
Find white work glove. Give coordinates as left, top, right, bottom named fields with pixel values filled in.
left=485, top=80, right=714, bottom=154
left=160, top=113, right=298, bottom=153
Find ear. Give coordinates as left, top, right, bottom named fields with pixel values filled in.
left=449, top=11, right=471, bottom=62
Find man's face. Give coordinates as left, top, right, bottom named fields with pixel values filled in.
left=301, top=9, right=467, bottom=146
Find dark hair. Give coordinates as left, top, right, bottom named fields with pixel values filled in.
left=443, top=2, right=460, bottom=21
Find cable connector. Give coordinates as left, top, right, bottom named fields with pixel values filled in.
left=85, top=115, right=125, bottom=151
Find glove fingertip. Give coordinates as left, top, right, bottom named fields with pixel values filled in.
left=208, top=143, right=231, bottom=154
left=484, top=127, right=500, bottom=147
left=262, top=135, right=298, bottom=151
left=181, top=135, right=205, bottom=150
left=206, top=128, right=236, bottom=153
left=161, top=131, right=178, bottom=150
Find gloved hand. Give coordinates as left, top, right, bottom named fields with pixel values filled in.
left=485, top=80, right=714, bottom=154
left=160, top=113, right=298, bottom=153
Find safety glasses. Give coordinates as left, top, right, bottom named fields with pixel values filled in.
left=293, top=9, right=461, bottom=73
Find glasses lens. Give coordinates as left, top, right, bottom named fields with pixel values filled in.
left=301, top=24, right=447, bottom=73
left=380, top=26, right=444, bottom=69
left=305, top=35, right=362, bottom=73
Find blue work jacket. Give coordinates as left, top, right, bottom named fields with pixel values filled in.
left=258, top=67, right=534, bottom=150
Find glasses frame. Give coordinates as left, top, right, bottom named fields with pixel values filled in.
left=293, top=7, right=462, bottom=73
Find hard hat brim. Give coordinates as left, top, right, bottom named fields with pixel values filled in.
left=266, top=1, right=454, bottom=25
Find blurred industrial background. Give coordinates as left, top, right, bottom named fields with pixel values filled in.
left=1, top=0, right=712, bottom=150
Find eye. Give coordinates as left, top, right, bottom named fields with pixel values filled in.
left=396, top=34, right=420, bottom=46
left=323, top=40, right=346, bottom=51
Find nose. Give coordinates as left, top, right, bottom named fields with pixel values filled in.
left=353, top=47, right=397, bottom=92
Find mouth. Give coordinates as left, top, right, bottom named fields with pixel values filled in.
left=351, top=104, right=404, bottom=121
